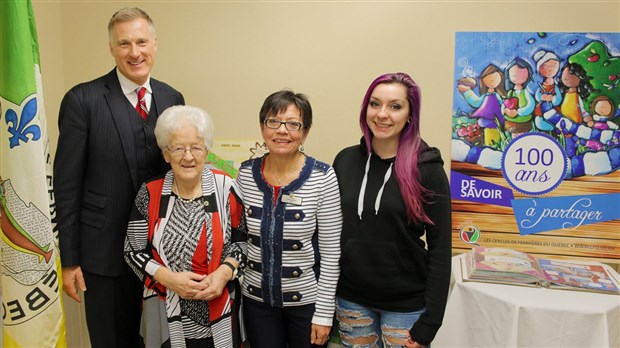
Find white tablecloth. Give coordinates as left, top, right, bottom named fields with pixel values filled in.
left=433, top=254, right=620, bottom=347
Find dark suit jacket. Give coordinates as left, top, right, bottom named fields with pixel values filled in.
left=54, top=69, right=184, bottom=276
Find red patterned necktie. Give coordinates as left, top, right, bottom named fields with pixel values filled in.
left=136, top=87, right=148, bottom=120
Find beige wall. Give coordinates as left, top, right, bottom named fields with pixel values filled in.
left=32, top=1, right=619, bottom=346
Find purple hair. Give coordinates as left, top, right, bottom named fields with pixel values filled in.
left=359, top=73, right=432, bottom=224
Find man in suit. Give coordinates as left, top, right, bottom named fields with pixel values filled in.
left=54, top=7, right=184, bottom=347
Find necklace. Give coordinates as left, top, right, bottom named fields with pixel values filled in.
left=269, top=154, right=304, bottom=186
left=173, top=179, right=200, bottom=202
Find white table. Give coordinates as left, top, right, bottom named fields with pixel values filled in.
left=433, top=254, right=620, bottom=347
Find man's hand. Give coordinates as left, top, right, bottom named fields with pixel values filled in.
left=62, top=265, right=86, bottom=302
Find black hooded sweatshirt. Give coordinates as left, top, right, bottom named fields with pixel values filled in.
left=333, top=138, right=452, bottom=346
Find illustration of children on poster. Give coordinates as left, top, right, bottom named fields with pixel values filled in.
left=451, top=32, right=620, bottom=263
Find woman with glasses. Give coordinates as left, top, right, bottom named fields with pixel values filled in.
left=235, top=90, right=342, bottom=348
left=333, top=73, right=451, bottom=348
left=124, top=105, right=247, bottom=348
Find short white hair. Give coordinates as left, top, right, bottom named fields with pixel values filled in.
left=154, top=105, right=214, bottom=150
left=533, top=49, right=560, bottom=72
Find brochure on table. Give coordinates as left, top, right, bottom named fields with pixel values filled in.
left=463, top=247, right=620, bottom=294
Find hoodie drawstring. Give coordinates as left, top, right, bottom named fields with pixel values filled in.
left=375, top=162, right=393, bottom=215
left=357, top=154, right=393, bottom=219
left=357, top=156, right=371, bottom=219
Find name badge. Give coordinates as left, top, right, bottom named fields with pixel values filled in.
left=282, top=193, right=302, bottom=205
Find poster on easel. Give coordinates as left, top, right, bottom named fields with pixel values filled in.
left=450, top=32, right=620, bottom=264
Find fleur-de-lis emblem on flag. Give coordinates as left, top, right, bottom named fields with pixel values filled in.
left=5, top=97, right=41, bottom=148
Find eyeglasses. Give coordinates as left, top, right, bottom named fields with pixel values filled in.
left=264, top=118, right=304, bottom=131
left=166, top=145, right=206, bottom=158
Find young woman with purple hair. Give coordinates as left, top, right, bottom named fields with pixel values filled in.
left=333, top=73, right=451, bottom=348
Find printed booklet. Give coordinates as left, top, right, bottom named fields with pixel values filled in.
left=463, top=247, right=620, bottom=294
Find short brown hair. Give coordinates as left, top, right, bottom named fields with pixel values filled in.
left=108, top=7, right=156, bottom=40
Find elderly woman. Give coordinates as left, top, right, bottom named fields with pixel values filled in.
left=124, top=105, right=247, bottom=348
left=235, top=90, right=342, bottom=348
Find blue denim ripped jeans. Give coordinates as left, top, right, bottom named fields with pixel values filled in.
left=336, top=297, right=426, bottom=348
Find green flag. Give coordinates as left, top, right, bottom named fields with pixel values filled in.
left=0, top=1, right=67, bottom=346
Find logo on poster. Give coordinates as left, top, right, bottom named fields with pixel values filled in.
left=459, top=224, right=481, bottom=245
